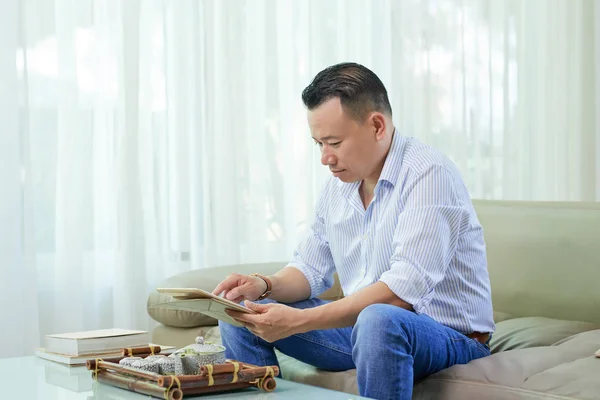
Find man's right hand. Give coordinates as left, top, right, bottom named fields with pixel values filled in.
left=212, top=272, right=268, bottom=304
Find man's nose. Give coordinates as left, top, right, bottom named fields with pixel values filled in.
left=320, top=147, right=336, bottom=166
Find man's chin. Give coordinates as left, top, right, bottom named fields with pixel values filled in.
left=334, top=173, right=359, bottom=183
left=331, top=169, right=360, bottom=183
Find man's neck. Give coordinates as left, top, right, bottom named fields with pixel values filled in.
left=361, top=127, right=395, bottom=197
left=360, top=161, right=385, bottom=209
left=359, top=181, right=375, bottom=209
left=361, top=180, right=377, bottom=198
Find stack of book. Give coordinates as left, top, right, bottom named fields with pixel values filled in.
left=35, top=328, right=174, bottom=366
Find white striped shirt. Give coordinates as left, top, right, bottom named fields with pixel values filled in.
left=287, top=132, right=495, bottom=334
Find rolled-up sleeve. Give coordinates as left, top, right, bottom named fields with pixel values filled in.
left=286, top=181, right=336, bottom=298
left=379, top=165, right=467, bottom=313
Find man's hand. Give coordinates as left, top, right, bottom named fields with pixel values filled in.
left=212, top=273, right=267, bottom=303
left=226, top=301, right=306, bottom=343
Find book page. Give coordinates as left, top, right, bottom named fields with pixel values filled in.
left=153, top=299, right=252, bottom=327
left=156, top=288, right=257, bottom=314
left=46, top=328, right=148, bottom=340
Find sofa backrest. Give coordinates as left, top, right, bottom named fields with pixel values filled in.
left=473, top=200, right=600, bottom=324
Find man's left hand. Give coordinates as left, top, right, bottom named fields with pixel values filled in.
left=225, top=301, right=306, bottom=343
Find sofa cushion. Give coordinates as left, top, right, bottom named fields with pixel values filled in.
left=413, top=329, right=600, bottom=400
left=147, top=262, right=286, bottom=328
left=151, top=324, right=222, bottom=349
left=151, top=322, right=600, bottom=399
left=490, top=317, right=600, bottom=353
left=493, top=311, right=515, bottom=324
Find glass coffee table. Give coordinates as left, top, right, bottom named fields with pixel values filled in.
left=0, top=356, right=370, bottom=399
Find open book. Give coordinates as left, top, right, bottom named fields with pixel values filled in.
left=154, top=288, right=257, bottom=327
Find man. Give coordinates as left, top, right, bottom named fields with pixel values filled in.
left=213, top=62, right=495, bottom=400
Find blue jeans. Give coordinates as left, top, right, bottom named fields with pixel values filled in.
left=219, top=298, right=490, bottom=400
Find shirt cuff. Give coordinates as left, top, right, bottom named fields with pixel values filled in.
left=379, top=262, right=435, bottom=313
left=284, top=263, right=331, bottom=299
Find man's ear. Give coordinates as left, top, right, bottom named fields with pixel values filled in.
left=370, top=112, right=387, bottom=141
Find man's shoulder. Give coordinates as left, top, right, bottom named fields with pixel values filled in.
left=401, top=137, right=460, bottom=177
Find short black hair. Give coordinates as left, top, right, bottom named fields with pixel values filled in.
left=301, top=62, right=392, bottom=121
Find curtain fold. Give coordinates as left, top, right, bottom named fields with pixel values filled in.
left=1, top=0, right=598, bottom=357
left=0, top=0, right=41, bottom=359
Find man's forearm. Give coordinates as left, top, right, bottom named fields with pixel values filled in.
left=298, top=281, right=413, bottom=331
left=266, top=267, right=312, bottom=303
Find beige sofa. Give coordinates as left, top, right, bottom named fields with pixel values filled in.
left=147, top=200, right=600, bottom=399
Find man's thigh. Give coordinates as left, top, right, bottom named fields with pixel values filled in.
left=267, top=298, right=355, bottom=372
left=354, top=304, right=490, bottom=381
left=412, top=317, right=489, bottom=381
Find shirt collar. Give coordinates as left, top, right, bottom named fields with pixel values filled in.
left=338, top=180, right=360, bottom=199
left=337, top=129, right=406, bottom=197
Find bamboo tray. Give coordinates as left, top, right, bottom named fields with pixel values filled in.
left=86, top=348, right=278, bottom=399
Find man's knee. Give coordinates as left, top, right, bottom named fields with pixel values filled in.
left=356, top=303, right=415, bottom=328
left=352, top=304, right=415, bottom=348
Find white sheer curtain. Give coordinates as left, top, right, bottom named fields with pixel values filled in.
left=0, top=0, right=598, bottom=357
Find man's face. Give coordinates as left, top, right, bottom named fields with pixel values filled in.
left=308, top=97, right=383, bottom=183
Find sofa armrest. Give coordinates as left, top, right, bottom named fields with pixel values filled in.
left=147, top=262, right=287, bottom=328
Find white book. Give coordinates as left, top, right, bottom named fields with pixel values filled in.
left=35, top=344, right=176, bottom=366
left=44, top=328, right=150, bottom=356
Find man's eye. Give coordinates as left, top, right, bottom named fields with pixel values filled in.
left=313, top=141, right=323, bottom=147
left=330, top=142, right=341, bottom=147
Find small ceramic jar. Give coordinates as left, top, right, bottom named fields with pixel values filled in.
left=169, top=336, right=226, bottom=375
